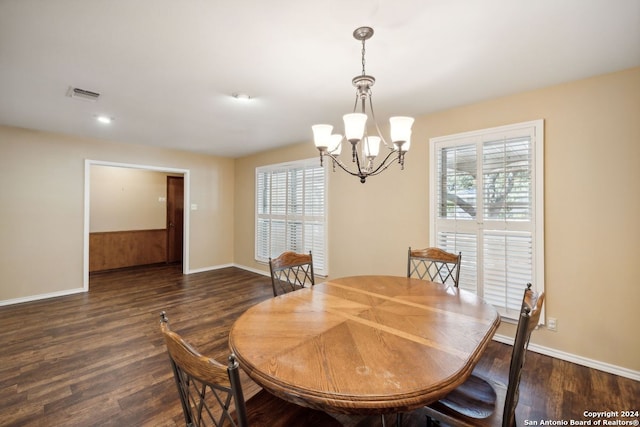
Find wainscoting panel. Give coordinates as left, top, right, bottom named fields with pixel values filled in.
left=89, top=229, right=167, bottom=272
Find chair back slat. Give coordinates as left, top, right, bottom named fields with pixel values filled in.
left=502, top=284, right=545, bottom=427
left=408, top=247, right=462, bottom=287
left=269, top=251, right=315, bottom=297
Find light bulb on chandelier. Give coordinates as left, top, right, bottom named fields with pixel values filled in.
left=312, top=27, right=414, bottom=183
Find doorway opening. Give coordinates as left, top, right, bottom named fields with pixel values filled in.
left=83, top=160, right=190, bottom=291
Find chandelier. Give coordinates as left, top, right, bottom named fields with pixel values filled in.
left=312, top=27, right=414, bottom=183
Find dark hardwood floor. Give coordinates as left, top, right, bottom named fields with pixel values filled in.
left=1, top=265, right=637, bottom=426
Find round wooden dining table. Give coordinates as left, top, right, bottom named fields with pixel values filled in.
left=228, top=275, right=500, bottom=415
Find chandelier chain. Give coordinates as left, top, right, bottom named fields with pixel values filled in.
left=361, top=39, right=366, bottom=76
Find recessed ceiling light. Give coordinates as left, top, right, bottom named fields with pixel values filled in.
left=95, top=115, right=113, bottom=124
left=232, top=92, right=252, bottom=101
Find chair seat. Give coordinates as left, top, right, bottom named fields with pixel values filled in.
left=424, top=374, right=507, bottom=427
left=440, top=374, right=498, bottom=418
left=243, top=389, right=342, bottom=427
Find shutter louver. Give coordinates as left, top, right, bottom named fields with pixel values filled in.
left=437, top=231, right=478, bottom=293
left=483, top=137, right=532, bottom=221
left=437, top=144, right=477, bottom=220
left=483, top=232, right=533, bottom=317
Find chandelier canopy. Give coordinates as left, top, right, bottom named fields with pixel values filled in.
left=312, top=27, right=414, bottom=183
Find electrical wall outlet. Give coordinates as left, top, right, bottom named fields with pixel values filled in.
left=547, top=317, right=557, bottom=332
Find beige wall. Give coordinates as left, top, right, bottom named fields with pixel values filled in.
left=90, top=165, right=168, bottom=232
left=234, top=67, right=640, bottom=373
left=0, top=126, right=235, bottom=301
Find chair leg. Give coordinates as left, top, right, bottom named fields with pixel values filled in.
left=425, top=414, right=437, bottom=427
left=380, top=413, right=403, bottom=427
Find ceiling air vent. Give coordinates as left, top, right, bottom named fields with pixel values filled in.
left=66, top=86, right=100, bottom=102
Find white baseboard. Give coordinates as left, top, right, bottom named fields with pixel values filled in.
left=188, top=263, right=270, bottom=276
left=186, top=263, right=235, bottom=274
left=232, top=263, right=270, bottom=277
left=0, top=287, right=86, bottom=306
left=493, top=334, right=640, bottom=381
left=0, top=264, right=257, bottom=305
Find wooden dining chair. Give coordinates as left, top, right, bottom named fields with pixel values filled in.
left=159, top=311, right=341, bottom=427
left=407, top=247, right=462, bottom=287
left=268, top=251, right=315, bottom=297
left=423, top=283, right=545, bottom=427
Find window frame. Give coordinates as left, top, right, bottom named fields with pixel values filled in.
left=429, top=120, right=544, bottom=320
left=255, top=158, right=328, bottom=276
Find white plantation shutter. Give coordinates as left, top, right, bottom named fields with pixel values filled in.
left=256, top=159, right=327, bottom=275
left=483, top=137, right=532, bottom=220
left=437, top=143, right=478, bottom=221
left=430, top=120, right=544, bottom=320
left=483, top=232, right=533, bottom=318
left=303, top=166, right=327, bottom=272
left=271, top=170, right=287, bottom=257
left=436, top=231, right=478, bottom=293
left=256, top=172, right=269, bottom=260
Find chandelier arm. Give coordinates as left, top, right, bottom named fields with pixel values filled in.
left=348, top=93, right=363, bottom=169
left=326, top=147, right=400, bottom=178
left=354, top=144, right=365, bottom=174
left=324, top=154, right=366, bottom=178
left=352, top=92, right=360, bottom=113
left=364, top=149, right=402, bottom=176
left=368, top=157, right=401, bottom=177
left=367, top=95, right=391, bottom=148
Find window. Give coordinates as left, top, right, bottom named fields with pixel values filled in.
left=256, top=158, right=328, bottom=275
left=429, top=120, right=544, bottom=320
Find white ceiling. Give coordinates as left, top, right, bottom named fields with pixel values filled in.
left=1, top=0, right=639, bottom=158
